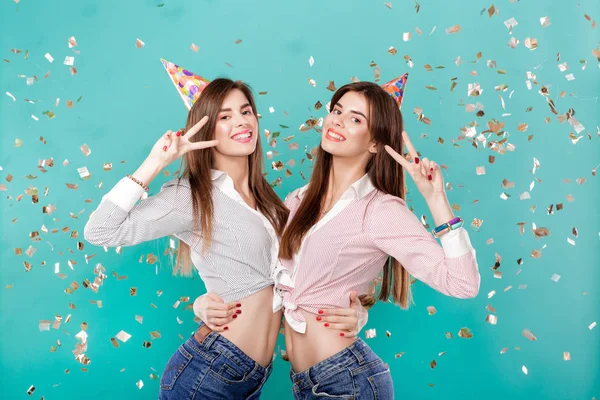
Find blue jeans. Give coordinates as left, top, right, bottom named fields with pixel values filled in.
left=290, top=339, right=394, bottom=399
left=159, top=322, right=273, bottom=399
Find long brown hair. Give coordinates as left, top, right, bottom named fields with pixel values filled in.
left=279, top=81, right=414, bottom=309
left=174, top=78, right=289, bottom=276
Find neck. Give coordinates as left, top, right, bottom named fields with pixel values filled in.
left=329, top=155, right=369, bottom=194
left=213, top=153, right=251, bottom=196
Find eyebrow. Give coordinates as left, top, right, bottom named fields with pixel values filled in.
left=219, top=103, right=252, bottom=112
left=335, top=102, right=368, bottom=120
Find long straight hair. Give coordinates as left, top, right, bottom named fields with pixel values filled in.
left=174, top=78, right=289, bottom=276
left=279, top=82, right=413, bottom=309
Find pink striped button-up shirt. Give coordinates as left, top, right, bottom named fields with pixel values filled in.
left=273, top=173, right=480, bottom=333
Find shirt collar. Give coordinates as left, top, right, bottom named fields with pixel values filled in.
left=297, top=173, right=375, bottom=201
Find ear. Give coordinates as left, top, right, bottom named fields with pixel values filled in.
left=368, top=141, right=378, bottom=154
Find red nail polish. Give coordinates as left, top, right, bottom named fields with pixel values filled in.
left=232, top=314, right=237, bottom=319
left=340, top=333, right=345, bottom=337
left=224, top=326, right=229, bottom=330
left=236, top=310, right=242, bottom=314
left=316, top=316, right=322, bottom=321
left=415, top=157, right=420, bottom=164
left=430, top=167, right=433, bottom=172
left=324, top=323, right=330, bottom=327
left=318, top=310, right=324, bottom=315
left=236, top=303, right=241, bottom=307
left=176, top=131, right=182, bottom=137
left=162, top=146, right=168, bottom=151
left=428, top=175, right=432, bottom=181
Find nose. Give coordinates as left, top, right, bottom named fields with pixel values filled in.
left=331, top=114, right=343, bottom=128
left=233, top=112, right=249, bottom=127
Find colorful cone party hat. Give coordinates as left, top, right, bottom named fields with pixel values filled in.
left=381, top=73, right=408, bottom=109
left=160, top=58, right=210, bottom=110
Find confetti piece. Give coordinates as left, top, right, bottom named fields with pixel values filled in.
left=504, top=17, right=518, bottom=30
left=116, top=330, right=131, bottom=342
left=190, top=43, right=199, bottom=52
left=309, top=56, right=314, bottom=67
left=45, top=53, right=54, bottom=62
left=589, top=321, right=596, bottom=330
left=6, top=92, right=16, bottom=101
left=64, top=56, right=74, bottom=66
left=136, top=380, right=144, bottom=389
left=80, top=144, right=91, bottom=156
left=522, top=365, right=528, bottom=375
left=68, top=36, right=77, bottom=48
left=403, top=32, right=412, bottom=41
left=458, top=327, right=473, bottom=338
left=427, top=306, right=436, bottom=315
left=540, top=16, right=551, bottom=28
left=365, top=329, right=377, bottom=339
left=136, top=39, right=145, bottom=48
left=522, top=328, right=537, bottom=341
left=563, top=352, right=571, bottom=361
left=446, top=24, right=461, bottom=34
left=524, top=38, right=538, bottom=50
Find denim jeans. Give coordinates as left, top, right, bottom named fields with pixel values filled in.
left=159, top=322, right=273, bottom=399
left=290, top=339, right=394, bottom=399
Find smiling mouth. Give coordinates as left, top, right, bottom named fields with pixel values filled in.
left=231, top=130, right=253, bottom=142
left=326, top=128, right=346, bottom=142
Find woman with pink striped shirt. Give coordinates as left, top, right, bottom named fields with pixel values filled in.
left=275, top=81, right=480, bottom=399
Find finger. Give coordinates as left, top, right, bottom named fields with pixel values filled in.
left=429, top=160, right=437, bottom=181
left=341, top=330, right=358, bottom=338
left=207, top=309, right=236, bottom=318
left=319, top=308, right=352, bottom=317
left=206, top=292, right=225, bottom=303
left=401, top=131, right=419, bottom=162
left=319, top=315, right=356, bottom=324
left=349, top=290, right=359, bottom=305
left=384, top=145, right=411, bottom=169
left=421, top=158, right=431, bottom=180
left=323, top=322, right=354, bottom=331
left=170, top=128, right=181, bottom=152
left=207, top=323, right=230, bottom=333
left=206, top=301, right=230, bottom=311
left=209, top=316, right=235, bottom=327
left=163, top=130, right=173, bottom=152
left=227, top=301, right=242, bottom=311
left=191, top=139, right=220, bottom=150
left=184, top=116, right=209, bottom=139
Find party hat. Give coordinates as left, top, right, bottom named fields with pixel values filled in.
left=160, top=58, right=210, bottom=110
left=381, top=73, right=408, bottom=109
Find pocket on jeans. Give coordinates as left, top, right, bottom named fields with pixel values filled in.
left=207, top=353, right=254, bottom=384
left=367, top=369, right=394, bottom=400
left=160, top=345, right=193, bottom=390
left=311, top=367, right=355, bottom=398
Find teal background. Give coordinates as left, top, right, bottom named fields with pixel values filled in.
left=1, top=0, right=599, bottom=398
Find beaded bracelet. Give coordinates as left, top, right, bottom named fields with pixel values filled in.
left=126, top=174, right=149, bottom=191
left=431, top=217, right=463, bottom=238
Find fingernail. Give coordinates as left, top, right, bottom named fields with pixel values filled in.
left=236, top=303, right=242, bottom=307
left=415, top=157, right=420, bottom=164
left=176, top=131, right=182, bottom=137
left=324, top=323, right=330, bottom=327
left=162, top=146, right=168, bottom=151
left=318, top=310, right=324, bottom=315
left=340, top=333, right=345, bottom=337
left=428, top=175, right=432, bottom=181
left=430, top=167, right=433, bottom=172
left=232, top=314, right=237, bottom=319
left=236, top=310, right=242, bottom=314
left=224, top=326, right=229, bottom=330
left=316, top=316, right=322, bottom=321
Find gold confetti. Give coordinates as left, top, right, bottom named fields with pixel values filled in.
left=190, top=43, right=199, bottom=52
left=458, top=327, right=473, bottom=338
left=80, top=143, right=91, bottom=156
left=427, top=306, right=437, bottom=315
left=445, top=24, right=461, bottom=34
left=135, top=38, right=145, bottom=48
left=524, top=38, right=538, bottom=50
left=522, top=328, right=537, bottom=341
left=116, top=330, right=132, bottom=342
left=563, top=352, right=571, bottom=361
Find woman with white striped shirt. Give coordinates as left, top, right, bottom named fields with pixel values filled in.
left=84, top=78, right=363, bottom=399
left=275, top=82, right=481, bottom=399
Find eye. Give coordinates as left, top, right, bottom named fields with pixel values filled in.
left=242, top=109, right=253, bottom=115
left=351, top=117, right=361, bottom=124
left=220, top=115, right=230, bottom=120
left=332, top=108, right=342, bottom=115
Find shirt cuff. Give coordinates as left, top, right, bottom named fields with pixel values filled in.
left=102, top=177, right=147, bottom=211
left=439, top=227, right=474, bottom=259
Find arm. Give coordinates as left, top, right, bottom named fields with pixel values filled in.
left=83, top=175, right=191, bottom=248
left=367, top=196, right=480, bottom=299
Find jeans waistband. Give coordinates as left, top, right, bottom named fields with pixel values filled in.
left=290, top=339, right=376, bottom=390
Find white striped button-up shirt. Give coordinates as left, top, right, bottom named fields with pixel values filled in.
left=273, top=173, right=480, bottom=333
left=84, top=170, right=280, bottom=303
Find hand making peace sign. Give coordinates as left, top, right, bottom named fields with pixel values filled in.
left=148, top=116, right=220, bottom=169
left=384, top=130, right=445, bottom=200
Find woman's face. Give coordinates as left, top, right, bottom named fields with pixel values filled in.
left=212, top=89, right=259, bottom=158
left=321, top=91, right=376, bottom=159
